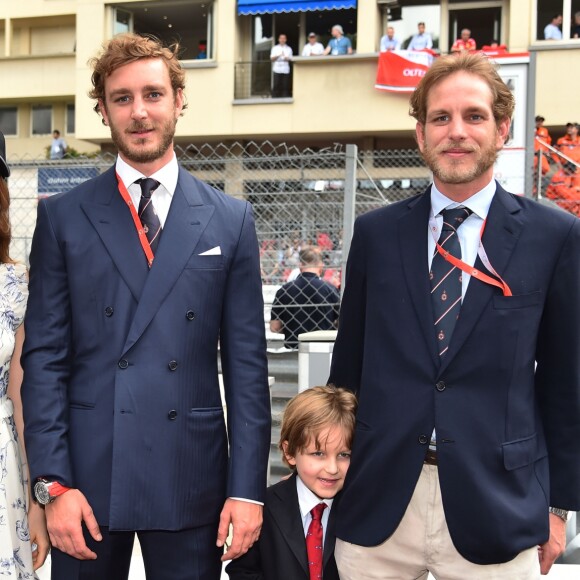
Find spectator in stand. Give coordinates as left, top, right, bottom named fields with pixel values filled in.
left=302, top=32, right=325, bottom=56
left=270, top=246, right=340, bottom=349
left=271, top=34, right=293, bottom=98
left=572, top=12, right=580, bottom=38
left=196, top=40, right=207, bottom=59
left=324, top=25, right=353, bottom=56
left=50, top=129, right=67, bottom=159
left=407, top=22, right=433, bottom=51
left=555, top=122, right=580, bottom=164
left=380, top=26, right=401, bottom=52
left=451, top=28, right=476, bottom=53
left=545, top=161, right=580, bottom=217
left=544, top=14, right=563, bottom=39
left=260, top=239, right=281, bottom=284
left=534, top=115, right=552, bottom=175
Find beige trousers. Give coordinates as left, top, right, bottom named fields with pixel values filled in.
left=335, top=464, right=540, bottom=580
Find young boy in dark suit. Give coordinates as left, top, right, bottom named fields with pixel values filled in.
left=226, top=385, right=357, bottom=580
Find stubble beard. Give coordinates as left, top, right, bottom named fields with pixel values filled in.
left=110, top=116, right=177, bottom=165
left=421, top=140, right=499, bottom=185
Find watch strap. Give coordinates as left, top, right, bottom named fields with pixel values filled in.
left=549, top=507, right=569, bottom=522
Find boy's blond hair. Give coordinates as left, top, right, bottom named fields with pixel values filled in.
left=278, top=385, right=357, bottom=468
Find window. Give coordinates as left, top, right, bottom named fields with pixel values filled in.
left=112, top=1, right=214, bottom=60
left=0, top=107, right=17, bottom=136
left=32, top=105, right=52, bottom=136
left=537, top=0, right=580, bottom=40
left=66, top=104, right=75, bottom=135
left=385, top=2, right=441, bottom=51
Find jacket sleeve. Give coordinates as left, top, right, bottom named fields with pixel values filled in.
left=328, top=217, right=367, bottom=394
left=21, top=198, right=74, bottom=486
left=220, top=202, right=271, bottom=502
left=536, top=217, right=580, bottom=510
left=225, top=541, right=264, bottom=580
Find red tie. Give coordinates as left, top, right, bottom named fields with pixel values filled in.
left=306, top=503, right=327, bottom=580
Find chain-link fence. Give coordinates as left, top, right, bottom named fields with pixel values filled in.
left=15, top=140, right=576, bottom=346
left=6, top=141, right=434, bottom=346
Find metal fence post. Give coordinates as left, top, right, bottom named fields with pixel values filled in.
left=341, top=144, right=357, bottom=297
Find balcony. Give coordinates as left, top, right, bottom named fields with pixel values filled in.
left=234, top=61, right=293, bottom=102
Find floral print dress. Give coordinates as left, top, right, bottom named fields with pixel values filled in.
left=0, top=262, right=37, bottom=579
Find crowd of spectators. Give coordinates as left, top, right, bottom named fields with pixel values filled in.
left=534, top=116, right=580, bottom=216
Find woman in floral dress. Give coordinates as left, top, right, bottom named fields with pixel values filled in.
left=0, top=132, right=49, bottom=577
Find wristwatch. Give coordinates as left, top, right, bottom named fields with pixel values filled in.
left=549, top=507, right=569, bottom=522
left=33, top=478, right=71, bottom=505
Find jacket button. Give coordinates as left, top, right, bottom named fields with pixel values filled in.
left=105, top=306, right=114, bottom=317
left=436, top=381, right=446, bottom=392
left=418, top=434, right=429, bottom=445
left=168, top=410, right=178, bottom=420
left=168, top=360, right=178, bottom=371
left=118, top=359, right=129, bottom=369
left=186, top=310, right=195, bottom=321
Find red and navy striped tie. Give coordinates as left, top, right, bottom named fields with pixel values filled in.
left=430, top=207, right=472, bottom=357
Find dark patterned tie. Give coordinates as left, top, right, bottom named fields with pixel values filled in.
left=306, top=503, right=327, bottom=580
left=430, top=207, right=472, bottom=357
left=137, top=178, right=162, bottom=254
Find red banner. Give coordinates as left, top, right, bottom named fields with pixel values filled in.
left=375, top=50, right=435, bottom=93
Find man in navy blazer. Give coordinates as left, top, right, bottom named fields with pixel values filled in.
left=22, top=34, right=270, bottom=579
left=329, top=53, right=580, bottom=578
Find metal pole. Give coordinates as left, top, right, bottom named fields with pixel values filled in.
left=523, top=51, right=537, bottom=199
left=536, top=148, right=543, bottom=199
left=341, top=144, right=357, bottom=298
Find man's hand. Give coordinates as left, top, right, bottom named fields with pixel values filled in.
left=217, top=499, right=263, bottom=562
left=538, top=513, right=567, bottom=575
left=45, top=489, right=102, bottom=560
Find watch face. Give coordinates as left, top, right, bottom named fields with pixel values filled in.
left=34, top=481, right=52, bottom=505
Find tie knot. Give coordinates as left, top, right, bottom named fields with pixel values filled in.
left=440, top=207, right=472, bottom=232
left=138, top=178, right=160, bottom=199
left=311, top=503, right=327, bottom=521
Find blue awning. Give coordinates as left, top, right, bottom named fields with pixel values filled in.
left=238, top=1, right=357, bottom=16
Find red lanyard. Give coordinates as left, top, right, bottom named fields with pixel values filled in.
left=116, top=173, right=155, bottom=268
left=430, top=215, right=512, bottom=297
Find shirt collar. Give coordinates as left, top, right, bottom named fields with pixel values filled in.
left=115, top=153, right=179, bottom=196
left=430, top=179, right=496, bottom=221
left=296, top=475, right=333, bottom=519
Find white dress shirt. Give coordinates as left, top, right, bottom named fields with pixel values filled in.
left=296, top=476, right=333, bottom=546
left=428, top=179, right=497, bottom=299
left=408, top=32, right=433, bottom=51
left=115, top=154, right=179, bottom=228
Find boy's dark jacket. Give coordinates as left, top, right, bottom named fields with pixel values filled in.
left=226, top=473, right=340, bottom=579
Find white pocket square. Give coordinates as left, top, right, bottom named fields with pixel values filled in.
left=198, top=246, right=221, bottom=256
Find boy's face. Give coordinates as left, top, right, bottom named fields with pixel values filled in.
left=283, top=425, right=351, bottom=500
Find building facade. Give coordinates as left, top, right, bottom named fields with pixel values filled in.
left=0, top=0, right=578, bottom=158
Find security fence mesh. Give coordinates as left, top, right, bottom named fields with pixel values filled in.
left=10, top=140, right=567, bottom=346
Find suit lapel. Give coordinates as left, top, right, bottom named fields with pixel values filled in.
left=122, top=168, right=214, bottom=353
left=269, top=476, right=309, bottom=576
left=399, top=191, right=440, bottom=368
left=438, top=185, right=524, bottom=374
left=80, top=167, right=149, bottom=302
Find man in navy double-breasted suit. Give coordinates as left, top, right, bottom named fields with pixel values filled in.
left=22, top=34, right=270, bottom=580
left=329, top=53, right=580, bottom=578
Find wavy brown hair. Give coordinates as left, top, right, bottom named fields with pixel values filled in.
left=88, top=33, right=187, bottom=120
left=409, top=52, right=514, bottom=130
left=0, top=178, right=13, bottom=263
left=279, top=385, right=357, bottom=468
